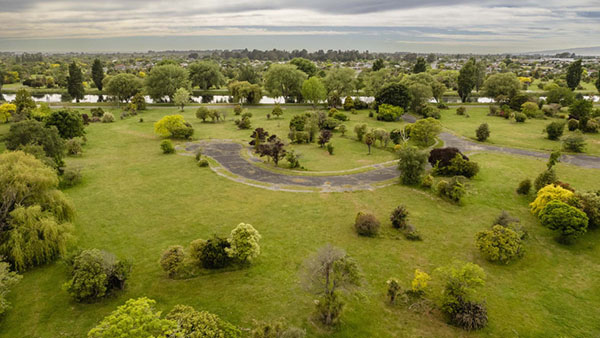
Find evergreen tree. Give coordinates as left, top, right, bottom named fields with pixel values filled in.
left=67, top=61, right=84, bottom=102
left=91, top=59, right=104, bottom=91
left=413, top=57, right=427, bottom=73
left=566, top=59, right=583, bottom=91
left=458, top=58, right=477, bottom=102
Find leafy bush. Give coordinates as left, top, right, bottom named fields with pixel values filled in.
left=235, top=116, right=252, bottom=130
left=437, top=176, right=466, bottom=203
left=390, top=205, right=409, bottom=229
left=326, top=143, right=334, bottom=155
left=250, top=319, right=305, bottom=338
left=433, top=154, right=479, bottom=178
left=197, top=159, right=209, bottom=167
left=159, top=245, right=185, bottom=278
left=574, top=192, right=600, bottom=229
left=545, top=121, right=565, bottom=140
left=386, top=278, right=402, bottom=304
left=0, top=260, right=22, bottom=317
left=354, top=212, right=380, bottom=237
left=475, top=123, right=490, bottom=142
left=520, top=102, right=540, bottom=118
left=456, top=106, right=467, bottom=115
left=529, top=184, right=574, bottom=216
left=402, top=224, right=422, bottom=241
left=420, top=105, right=441, bottom=119
left=332, top=111, right=349, bottom=121
left=233, top=104, right=242, bottom=115
left=45, top=109, right=85, bottom=139
left=198, top=236, right=232, bottom=269
left=429, top=147, right=467, bottom=167
left=410, top=118, right=442, bottom=146
left=154, top=115, right=194, bottom=139
left=377, top=104, right=403, bottom=121
left=225, top=223, right=261, bottom=264
left=567, top=119, right=579, bottom=131
left=167, top=305, right=241, bottom=338
left=449, top=300, right=488, bottom=331
left=354, top=123, right=368, bottom=141
left=437, top=102, right=449, bottom=109
left=488, top=105, right=499, bottom=116
left=516, top=179, right=531, bottom=195
left=65, top=137, right=84, bottom=156
left=60, top=166, right=83, bottom=188
left=421, top=174, right=434, bottom=188
left=64, top=249, right=130, bottom=302
left=271, top=104, right=283, bottom=118
left=343, top=96, right=354, bottom=111
left=397, top=145, right=428, bottom=185
left=514, top=113, right=527, bottom=123
left=475, top=225, right=523, bottom=264
left=90, top=108, right=105, bottom=117
left=101, top=112, right=115, bottom=123
left=585, top=119, right=599, bottom=133
left=534, top=168, right=558, bottom=191
left=160, top=139, right=175, bottom=154
left=539, top=200, right=588, bottom=243
left=562, top=131, right=586, bottom=152
left=286, top=150, right=301, bottom=168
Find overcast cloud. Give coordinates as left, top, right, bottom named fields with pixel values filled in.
left=0, top=0, right=598, bottom=53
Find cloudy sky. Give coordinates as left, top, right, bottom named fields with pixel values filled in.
left=0, top=0, right=599, bottom=53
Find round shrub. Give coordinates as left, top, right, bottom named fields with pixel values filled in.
left=429, top=147, right=468, bottom=167
left=402, top=224, right=422, bottom=241
left=154, top=115, right=194, bottom=139
left=60, top=167, right=83, bottom=189
left=475, top=123, right=490, bottom=142
left=160, top=139, right=175, bottom=154
left=159, top=245, right=185, bottom=278
left=101, top=112, right=115, bottom=123
left=66, top=137, right=83, bottom=156
left=233, top=104, right=242, bottom=115
left=476, top=225, right=523, bottom=264
left=567, top=119, right=579, bottom=131
left=539, top=200, right=588, bottom=243
left=574, top=192, right=600, bottom=229
left=198, top=236, right=232, bottom=269
left=390, top=205, right=409, bottom=229
left=514, top=113, right=527, bottom=123
left=354, top=212, right=380, bottom=236
left=437, top=176, right=466, bottom=203
left=516, top=179, right=531, bottom=195
left=433, top=154, right=479, bottom=178
left=225, top=223, right=261, bottom=264
left=456, top=106, right=467, bottom=115
left=90, top=108, right=105, bottom=117
left=533, top=168, right=557, bottom=192
left=520, top=102, right=539, bottom=118
left=530, top=184, right=574, bottom=216
left=563, top=132, right=586, bottom=153
left=197, top=158, right=209, bottom=167
left=449, top=300, right=488, bottom=331
left=421, top=174, right=434, bottom=188
left=545, top=121, right=565, bottom=140
left=271, top=104, right=283, bottom=118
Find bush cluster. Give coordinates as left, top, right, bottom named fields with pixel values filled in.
left=354, top=212, right=380, bottom=237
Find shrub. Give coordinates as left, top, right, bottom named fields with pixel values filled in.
left=437, top=102, right=449, bottom=109
left=64, top=249, right=130, bottom=302
left=475, top=225, right=523, bottom=264
left=45, top=109, right=85, bottom=139
left=332, top=111, right=349, bottom=121
left=354, top=123, right=368, bottom=141
left=421, top=174, right=434, bottom=188
left=195, top=106, right=212, bottom=122
left=60, top=167, right=83, bottom=188
left=539, top=200, right=588, bottom=243
left=584, top=119, right=599, bottom=133
left=160, top=139, right=175, bottom=154
left=521, top=102, right=540, bottom=118
left=475, top=123, right=490, bottom=142
left=198, top=236, right=232, bottom=269
left=530, top=184, right=575, bottom=216
left=286, top=150, right=301, bottom=168
left=562, top=132, right=586, bottom=153
left=456, top=106, right=467, bottom=115
left=159, top=245, right=185, bottom=278
left=233, top=104, right=242, bottom=115
left=167, top=305, right=241, bottom=338
left=567, top=119, right=579, bottom=131
left=410, top=118, right=442, bottom=146
left=386, top=278, right=402, bottom=304
left=434, top=154, right=479, bottom=178
left=390, top=205, right=409, bottom=229
left=420, top=105, right=441, bottom=119
left=574, top=192, right=600, bottom=229
left=326, top=143, right=334, bottom=155
left=66, top=137, right=83, bottom=156
left=534, top=168, right=558, bottom=192
left=545, top=121, right=565, bottom=140
left=154, top=115, right=194, bottom=139
left=402, top=224, right=422, bottom=241
left=225, top=223, right=261, bottom=264
left=343, top=96, right=354, bottom=111
left=90, top=108, right=105, bottom=117
left=272, top=104, right=283, bottom=118
left=488, top=105, right=499, bottom=116
left=377, top=104, right=403, bottom=121
left=0, top=260, right=21, bottom=317
left=437, top=176, right=466, bottom=203
left=250, top=319, right=305, bottom=338
left=354, top=212, right=380, bottom=237
left=429, top=147, right=467, bottom=167
left=235, top=116, right=252, bottom=130
left=197, top=159, right=209, bottom=167
left=449, top=300, right=488, bottom=331
left=131, top=92, right=147, bottom=110
left=514, top=113, right=527, bottom=123
left=101, top=112, right=115, bottom=123
left=516, top=179, right=531, bottom=195
left=397, top=145, right=428, bottom=185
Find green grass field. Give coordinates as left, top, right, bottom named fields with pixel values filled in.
left=0, top=106, right=600, bottom=337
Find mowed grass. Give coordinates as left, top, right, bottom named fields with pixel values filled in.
left=440, top=106, right=600, bottom=156
left=0, top=106, right=599, bottom=337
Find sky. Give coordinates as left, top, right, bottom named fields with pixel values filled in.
left=0, top=0, right=599, bottom=54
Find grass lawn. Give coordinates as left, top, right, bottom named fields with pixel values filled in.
left=0, top=105, right=599, bottom=337
left=440, top=106, right=600, bottom=156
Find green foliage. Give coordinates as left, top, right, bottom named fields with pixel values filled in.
left=475, top=123, right=490, bottom=142
left=517, top=179, right=532, bottom=195
left=546, top=86, right=575, bottom=106
left=87, top=297, right=177, bottom=338
left=449, top=300, right=488, bottom=331
left=173, top=87, right=191, bottom=111
left=195, top=236, right=232, bottom=270
left=433, top=154, right=479, bottom=178
left=514, top=112, right=527, bottom=123
left=14, top=88, right=36, bottom=116
left=545, top=121, right=565, bottom=140
left=0, top=103, right=15, bottom=123
left=410, top=118, right=442, bottom=147
left=264, top=64, right=306, bottom=100
left=101, top=112, right=115, bottom=123
left=530, top=184, right=574, bottom=216
left=6, top=120, right=66, bottom=168
left=482, top=72, right=521, bottom=101
left=144, top=65, right=190, bottom=102
left=160, top=140, right=175, bottom=154
left=435, top=262, right=486, bottom=318
left=376, top=103, right=403, bottom=121
left=105, top=73, right=142, bottom=102
left=534, top=168, right=558, bottom=192
left=301, top=77, right=326, bottom=107
left=413, top=57, right=427, bottom=73
left=225, top=223, right=261, bottom=264
left=91, top=59, right=104, bottom=91
left=154, top=115, right=194, bottom=139
left=159, top=245, right=185, bottom=278
left=476, top=225, right=523, bottom=264
left=45, top=109, right=85, bottom=139
left=323, top=67, right=355, bottom=99
left=375, top=82, right=411, bottom=111
left=250, top=319, right=305, bottom=338
left=66, top=137, right=84, bottom=156
left=285, top=150, right=301, bottom=169
left=539, top=200, right=588, bottom=243
left=354, top=212, right=380, bottom=237
left=343, top=96, right=354, bottom=111
left=290, top=57, right=318, bottom=77
left=386, top=278, right=402, bottom=304
left=188, top=61, right=225, bottom=90
left=64, top=249, right=130, bottom=302
left=562, top=131, right=586, bottom=152
left=0, top=260, right=22, bottom=317
left=397, top=145, right=428, bottom=185
left=166, top=304, right=241, bottom=338
left=437, top=176, right=467, bottom=203
left=60, top=167, right=83, bottom=189
left=235, top=116, right=252, bottom=130
left=568, top=99, right=593, bottom=127
left=390, top=205, right=409, bottom=229
left=271, top=104, right=283, bottom=118
left=67, top=61, right=85, bottom=102
left=520, top=102, right=539, bottom=118
left=408, top=83, right=433, bottom=112
left=458, top=58, right=477, bottom=102
left=354, top=123, right=368, bottom=141
left=131, top=93, right=147, bottom=110
left=566, top=59, right=583, bottom=90
left=326, top=143, right=334, bottom=155
left=574, top=192, right=600, bottom=229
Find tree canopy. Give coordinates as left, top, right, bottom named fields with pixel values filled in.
left=144, top=65, right=190, bottom=102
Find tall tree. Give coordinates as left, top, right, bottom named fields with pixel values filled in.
left=596, top=71, right=600, bottom=94
left=474, top=60, right=486, bottom=92
left=566, top=59, right=583, bottom=91
left=105, top=73, right=143, bottom=103
left=290, top=58, right=317, bottom=77
left=301, top=77, right=326, bottom=108
left=413, top=57, right=427, bottom=73
left=264, top=64, right=306, bottom=101
left=323, top=67, right=355, bottom=98
left=458, top=58, right=477, bottom=103
left=67, top=61, right=84, bottom=103
left=372, top=58, right=385, bottom=71
left=144, top=65, right=190, bottom=102
left=91, top=59, right=104, bottom=91
left=188, top=61, right=225, bottom=90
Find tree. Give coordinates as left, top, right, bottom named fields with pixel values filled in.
left=409, top=118, right=442, bottom=146
left=300, top=245, right=360, bottom=326
left=475, top=225, right=523, bottom=264
left=397, top=145, right=428, bottom=185
left=13, top=88, right=36, bottom=115
left=131, top=92, right=147, bottom=110
left=188, top=61, right=225, bottom=90
left=566, top=59, right=583, bottom=90
left=0, top=103, right=16, bottom=123
left=458, top=58, right=477, bottom=102
left=539, top=200, right=588, bottom=243
left=569, top=99, right=593, bottom=127
left=354, top=123, right=368, bottom=141
left=0, top=259, right=21, bottom=317
left=413, top=57, right=427, bottom=73
left=372, top=58, right=385, bottom=71
left=474, top=60, right=486, bottom=92
left=45, top=109, right=85, bottom=139
left=105, top=73, right=143, bottom=103
left=482, top=72, right=520, bottom=101
left=595, top=71, right=600, bottom=94
left=375, top=82, right=411, bottom=111
left=475, top=123, right=490, bottom=142
left=529, top=184, right=574, bottom=216
left=67, top=61, right=85, bottom=103
left=159, top=245, right=185, bottom=278
left=408, top=83, right=433, bottom=112
left=546, top=86, right=575, bottom=106
left=5, top=120, right=66, bottom=168
left=228, top=81, right=262, bottom=105
left=431, top=81, right=447, bottom=103
left=354, top=212, right=380, bottom=236
left=87, top=297, right=177, bottom=338
left=290, top=57, right=318, bottom=77
left=154, top=115, right=194, bottom=139
left=173, top=88, right=190, bottom=111
left=323, top=67, right=355, bottom=98
left=166, top=305, right=241, bottom=338
left=264, top=64, right=306, bottom=101
left=145, top=65, right=190, bottom=102
left=225, top=223, right=261, bottom=264
left=545, top=121, right=565, bottom=140
left=236, top=64, right=260, bottom=84
left=91, top=59, right=104, bottom=91
left=257, top=135, right=287, bottom=166
left=301, top=77, right=326, bottom=108
left=0, top=152, right=74, bottom=271
left=249, top=128, right=269, bottom=151
left=318, top=130, right=332, bottom=148
left=64, top=249, right=130, bottom=302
